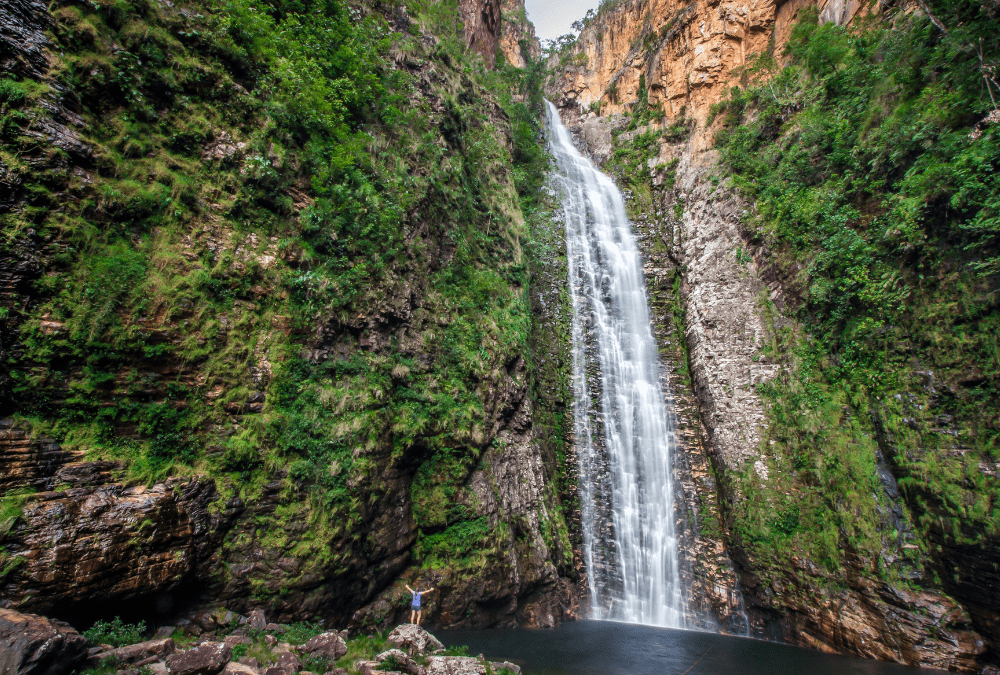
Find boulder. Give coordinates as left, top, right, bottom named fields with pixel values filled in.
left=238, top=658, right=260, bottom=668
left=108, top=639, right=176, bottom=665
left=164, top=642, right=231, bottom=675
left=322, top=670, right=348, bottom=675
left=155, top=628, right=177, bottom=639
left=211, top=609, right=236, bottom=627
left=375, top=649, right=424, bottom=675
left=149, top=663, right=169, bottom=675
left=247, top=610, right=267, bottom=631
left=192, top=613, right=217, bottom=632
left=0, top=608, right=88, bottom=675
left=264, top=624, right=285, bottom=633
left=223, top=636, right=251, bottom=649
left=385, top=625, right=443, bottom=656
left=273, top=652, right=301, bottom=674
left=299, top=633, right=347, bottom=661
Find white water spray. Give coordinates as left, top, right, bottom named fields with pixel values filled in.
left=546, top=101, right=688, bottom=628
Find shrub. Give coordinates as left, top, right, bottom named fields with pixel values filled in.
left=83, top=618, right=146, bottom=647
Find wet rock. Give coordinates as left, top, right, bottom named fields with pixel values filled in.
left=386, top=625, right=444, bottom=656
left=0, top=0, right=50, bottom=78
left=299, top=633, right=347, bottom=661
left=23, top=120, right=92, bottom=163
left=164, top=642, right=231, bottom=675
left=0, top=609, right=87, bottom=675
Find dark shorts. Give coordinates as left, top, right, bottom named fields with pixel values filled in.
left=411, top=604, right=420, bottom=611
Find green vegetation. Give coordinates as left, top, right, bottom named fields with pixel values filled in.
left=83, top=617, right=147, bottom=647
left=1, top=0, right=568, bottom=608
left=712, top=0, right=1000, bottom=584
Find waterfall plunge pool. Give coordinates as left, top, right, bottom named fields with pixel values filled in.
left=436, top=621, right=942, bottom=675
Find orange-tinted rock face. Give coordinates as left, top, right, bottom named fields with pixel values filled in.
left=499, top=0, right=541, bottom=68
left=545, top=0, right=864, bottom=123
left=459, top=0, right=540, bottom=69
left=459, top=0, right=502, bottom=67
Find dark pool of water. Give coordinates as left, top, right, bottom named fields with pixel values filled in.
left=436, top=620, right=943, bottom=675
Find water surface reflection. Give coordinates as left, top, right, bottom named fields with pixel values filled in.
left=437, top=620, right=942, bottom=675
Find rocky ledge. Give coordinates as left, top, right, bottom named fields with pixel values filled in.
left=0, top=608, right=520, bottom=675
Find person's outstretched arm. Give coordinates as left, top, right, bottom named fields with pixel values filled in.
left=425, top=587, right=435, bottom=593
left=405, top=584, right=414, bottom=592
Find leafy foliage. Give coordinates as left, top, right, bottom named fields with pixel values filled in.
left=714, top=0, right=1000, bottom=581
left=1, top=0, right=564, bottom=604
left=83, top=617, right=146, bottom=647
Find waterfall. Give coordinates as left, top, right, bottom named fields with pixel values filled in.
left=546, top=100, right=688, bottom=628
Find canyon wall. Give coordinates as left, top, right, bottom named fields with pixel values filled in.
left=546, top=0, right=999, bottom=670
left=0, top=0, right=576, bottom=631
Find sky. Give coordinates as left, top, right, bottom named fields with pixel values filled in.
left=523, top=0, right=601, bottom=43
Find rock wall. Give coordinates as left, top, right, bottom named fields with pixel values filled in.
left=459, top=0, right=502, bottom=67
left=0, top=0, right=576, bottom=632
left=499, top=0, right=542, bottom=68
left=544, top=0, right=994, bottom=669
left=546, top=0, right=863, bottom=120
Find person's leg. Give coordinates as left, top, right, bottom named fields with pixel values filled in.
left=416, top=610, right=422, bottom=625
left=410, top=609, right=416, bottom=623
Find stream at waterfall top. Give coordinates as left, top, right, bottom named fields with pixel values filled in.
left=437, top=621, right=943, bottom=674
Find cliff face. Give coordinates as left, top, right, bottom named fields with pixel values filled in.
left=0, top=0, right=576, bottom=630
left=546, top=0, right=1000, bottom=669
left=499, top=0, right=542, bottom=68
left=546, top=0, right=860, bottom=121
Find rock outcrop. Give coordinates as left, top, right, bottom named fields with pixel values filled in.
left=499, top=0, right=542, bottom=68
left=0, top=609, right=87, bottom=675
left=459, top=0, right=502, bottom=67
left=0, top=423, right=235, bottom=615
left=385, top=624, right=444, bottom=656
left=164, top=642, right=232, bottom=675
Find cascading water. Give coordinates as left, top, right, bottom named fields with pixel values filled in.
left=545, top=100, right=689, bottom=628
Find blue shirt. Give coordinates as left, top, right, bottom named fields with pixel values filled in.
left=412, top=591, right=422, bottom=608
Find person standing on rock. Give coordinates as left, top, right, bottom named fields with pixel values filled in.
left=405, top=584, right=435, bottom=626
